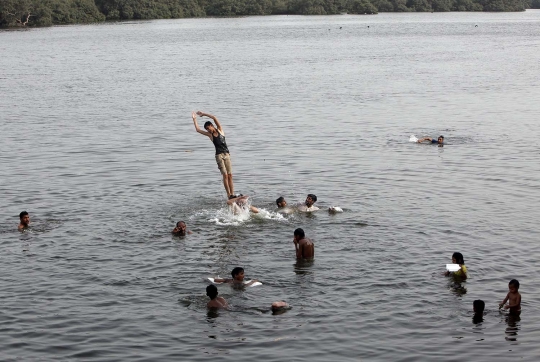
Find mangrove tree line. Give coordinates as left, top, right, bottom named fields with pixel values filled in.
left=1, top=0, right=538, bottom=28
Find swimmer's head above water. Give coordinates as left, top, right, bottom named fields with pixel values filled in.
left=276, top=196, right=287, bottom=208
left=305, top=194, right=317, bottom=207
left=172, top=221, right=187, bottom=234
left=20, top=211, right=30, bottom=225
left=18, top=211, right=30, bottom=231
left=452, top=252, right=464, bottom=265
left=206, top=284, right=218, bottom=299
left=437, top=135, right=444, bottom=144
left=473, top=299, right=485, bottom=314
left=231, top=267, right=245, bottom=281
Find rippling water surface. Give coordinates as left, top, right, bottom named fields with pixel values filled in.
left=2, top=11, right=540, bottom=361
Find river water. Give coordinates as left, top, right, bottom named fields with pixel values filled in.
left=1, top=11, right=540, bottom=361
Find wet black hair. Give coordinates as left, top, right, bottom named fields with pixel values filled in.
left=294, top=228, right=305, bottom=239
left=452, top=252, right=465, bottom=265
left=206, top=284, right=218, bottom=299
left=276, top=196, right=285, bottom=207
left=439, top=135, right=444, bottom=139
left=307, top=194, right=317, bottom=202
left=204, top=121, right=213, bottom=129
left=509, top=279, right=520, bottom=290
left=19, top=211, right=28, bottom=219
left=473, top=300, right=485, bottom=314
left=176, top=220, right=185, bottom=227
left=229, top=194, right=243, bottom=200
left=231, top=267, right=244, bottom=278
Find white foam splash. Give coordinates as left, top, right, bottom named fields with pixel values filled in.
left=328, top=206, right=343, bottom=213
left=409, top=135, right=418, bottom=143
left=197, top=205, right=286, bottom=226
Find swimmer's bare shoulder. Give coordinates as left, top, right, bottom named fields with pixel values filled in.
left=207, top=297, right=228, bottom=309
left=299, top=238, right=314, bottom=259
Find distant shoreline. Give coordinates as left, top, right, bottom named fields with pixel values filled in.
left=1, top=5, right=536, bottom=30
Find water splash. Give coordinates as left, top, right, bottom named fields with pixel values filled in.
left=194, top=205, right=286, bottom=226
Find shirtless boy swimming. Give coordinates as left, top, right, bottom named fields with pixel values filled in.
left=293, top=228, right=314, bottom=259
left=206, top=285, right=228, bottom=309
left=500, top=279, right=521, bottom=315
left=213, top=267, right=260, bottom=287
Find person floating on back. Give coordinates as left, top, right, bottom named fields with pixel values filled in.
left=206, top=284, right=228, bottom=309
left=473, top=299, right=485, bottom=324
left=499, top=279, right=521, bottom=316
left=18, top=211, right=30, bottom=231
left=172, top=221, right=192, bottom=236
left=192, top=111, right=234, bottom=198
left=297, top=194, right=319, bottom=212
left=293, top=228, right=314, bottom=260
left=213, top=267, right=260, bottom=287
left=227, top=194, right=259, bottom=215
left=445, top=252, right=467, bottom=279
left=417, top=135, right=444, bottom=145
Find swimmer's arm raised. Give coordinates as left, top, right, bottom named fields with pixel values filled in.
left=197, top=111, right=223, bottom=133
left=417, top=137, right=432, bottom=143
left=192, top=112, right=212, bottom=139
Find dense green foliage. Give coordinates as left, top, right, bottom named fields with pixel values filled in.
left=1, top=0, right=536, bottom=28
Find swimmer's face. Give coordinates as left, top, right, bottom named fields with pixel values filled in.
left=234, top=271, right=245, bottom=281
left=438, top=137, right=444, bottom=144
left=278, top=200, right=287, bottom=208
left=452, top=257, right=457, bottom=264
left=177, top=223, right=186, bottom=232
left=205, top=125, right=216, bottom=133
left=21, top=214, right=30, bottom=226
left=305, top=196, right=314, bottom=207
left=509, top=285, right=517, bottom=294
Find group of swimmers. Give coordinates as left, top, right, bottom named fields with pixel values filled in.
left=444, top=251, right=522, bottom=323
left=191, top=112, right=520, bottom=315
left=16, top=208, right=524, bottom=316
left=15, top=113, right=520, bottom=316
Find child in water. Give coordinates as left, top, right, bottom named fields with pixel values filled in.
left=473, top=299, right=485, bottom=324
left=206, top=285, right=228, bottom=309
left=213, top=267, right=260, bottom=286
left=445, top=252, right=467, bottom=279
left=499, top=279, right=521, bottom=315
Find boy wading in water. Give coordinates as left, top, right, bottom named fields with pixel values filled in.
left=192, top=111, right=234, bottom=197
left=500, top=279, right=521, bottom=316
left=293, top=228, right=314, bottom=260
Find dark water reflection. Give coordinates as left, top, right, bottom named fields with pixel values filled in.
left=2, top=11, right=540, bottom=361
